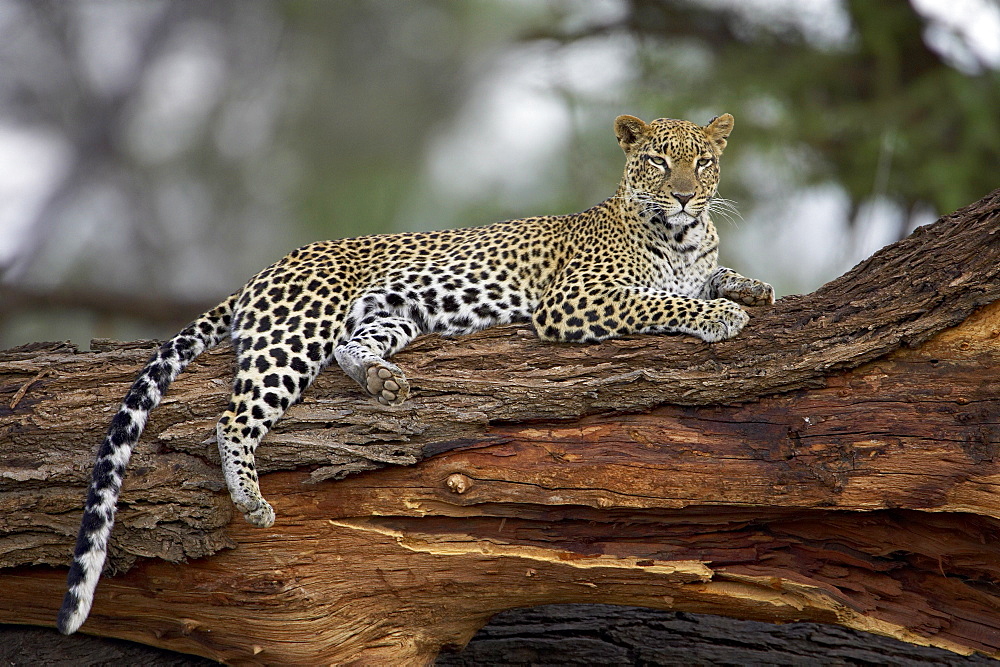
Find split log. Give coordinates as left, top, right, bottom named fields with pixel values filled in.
left=0, top=189, right=998, bottom=664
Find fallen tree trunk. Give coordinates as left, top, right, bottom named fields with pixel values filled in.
left=0, top=189, right=998, bottom=664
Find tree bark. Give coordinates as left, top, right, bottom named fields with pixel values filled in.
left=0, top=189, right=998, bottom=664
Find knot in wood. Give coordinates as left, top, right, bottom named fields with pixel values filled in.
left=446, top=473, right=473, bottom=494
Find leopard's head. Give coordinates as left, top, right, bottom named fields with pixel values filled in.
left=614, top=113, right=733, bottom=224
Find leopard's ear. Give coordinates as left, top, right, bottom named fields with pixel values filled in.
left=614, top=115, right=649, bottom=153
left=705, top=113, right=734, bottom=154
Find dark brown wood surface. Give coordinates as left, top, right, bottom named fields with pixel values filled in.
left=0, top=189, right=998, bottom=664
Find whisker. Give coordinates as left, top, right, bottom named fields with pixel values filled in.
left=709, top=196, right=743, bottom=229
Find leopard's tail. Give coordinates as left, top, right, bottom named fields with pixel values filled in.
left=57, top=293, right=238, bottom=635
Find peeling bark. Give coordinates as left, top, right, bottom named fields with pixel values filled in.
left=0, top=190, right=998, bottom=664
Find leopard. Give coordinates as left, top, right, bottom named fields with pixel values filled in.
left=58, top=112, right=773, bottom=634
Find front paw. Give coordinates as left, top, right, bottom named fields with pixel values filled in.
left=698, top=299, right=750, bottom=342
left=721, top=278, right=774, bottom=307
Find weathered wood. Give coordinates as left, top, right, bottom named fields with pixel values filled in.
left=6, top=606, right=997, bottom=666
left=0, top=189, right=998, bottom=664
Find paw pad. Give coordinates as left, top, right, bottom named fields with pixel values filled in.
left=365, top=364, right=409, bottom=405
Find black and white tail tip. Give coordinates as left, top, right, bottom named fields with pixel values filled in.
left=57, top=296, right=233, bottom=634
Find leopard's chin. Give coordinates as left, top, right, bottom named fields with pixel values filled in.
left=667, top=211, right=698, bottom=226
left=647, top=204, right=693, bottom=227
left=649, top=205, right=696, bottom=228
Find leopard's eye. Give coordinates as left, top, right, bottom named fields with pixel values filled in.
left=647, top=155, right=668, bottom=169
left=697, top=157, right=714, bottom=169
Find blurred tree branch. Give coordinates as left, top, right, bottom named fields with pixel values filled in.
left=5, top=1, right=181, bottom=280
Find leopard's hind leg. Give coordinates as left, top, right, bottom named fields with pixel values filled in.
left=335, top=310, right=421, bottom=405
left=218, top=327, right=331, bottom=527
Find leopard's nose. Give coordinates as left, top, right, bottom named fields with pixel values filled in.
left=673, top=192, right=694, bottom=206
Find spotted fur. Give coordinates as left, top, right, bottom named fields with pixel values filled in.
left=58, top=113, right=773, bottom=634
